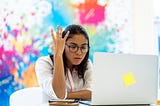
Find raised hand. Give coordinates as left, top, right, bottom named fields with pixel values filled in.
left=50, top=26, right=69, bottom=56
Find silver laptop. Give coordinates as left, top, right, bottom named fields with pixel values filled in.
left=92, top=52, right=158, bottom=105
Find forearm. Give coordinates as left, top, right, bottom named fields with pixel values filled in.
left=67, top=90, right=92, bottom=100
left=52, top=54, right=66, bottom=99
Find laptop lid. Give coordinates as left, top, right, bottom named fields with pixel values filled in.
left=92, top=52, right=158, bottom=105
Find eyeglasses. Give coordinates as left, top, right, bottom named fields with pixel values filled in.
left=65, top=43, right=89, bottom=53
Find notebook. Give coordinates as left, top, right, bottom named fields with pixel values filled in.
left=92, top=52, right=158, bottom=105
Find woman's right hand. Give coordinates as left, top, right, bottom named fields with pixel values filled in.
left=50, top=26, right=69, bottom=56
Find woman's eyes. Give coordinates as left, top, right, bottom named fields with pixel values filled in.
left=68, top=44, right=88, bottom=49
left=81, top=46, right=87, bottom=49
left=70, top=45, right=77, bottom=49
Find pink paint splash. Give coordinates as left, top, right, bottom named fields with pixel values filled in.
left=72, top=0, right=107, bottom=25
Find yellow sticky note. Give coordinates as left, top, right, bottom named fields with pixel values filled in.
left=123, top=72, right=136, bottom=87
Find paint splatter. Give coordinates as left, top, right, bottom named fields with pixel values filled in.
left=71, top=0, right=107, bottom=25
left=0, top=0, right=133, bottom=106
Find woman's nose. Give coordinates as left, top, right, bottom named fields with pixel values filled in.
left=75, top=48, right=82, bottom=55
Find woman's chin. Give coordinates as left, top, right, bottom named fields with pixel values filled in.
left=72, top=60, right=82, bottom=65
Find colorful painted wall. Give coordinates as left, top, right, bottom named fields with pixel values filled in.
left=0, top=0, right=133, bottom=105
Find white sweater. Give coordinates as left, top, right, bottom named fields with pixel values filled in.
left=35, top=55, right=93, bottom=101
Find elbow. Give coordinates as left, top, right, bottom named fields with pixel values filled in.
left=56, top=93, right=66, bottom=99
left=53, top=86, right=66, bottom=99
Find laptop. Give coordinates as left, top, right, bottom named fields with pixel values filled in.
left=92, top=52, right=158, bottom=105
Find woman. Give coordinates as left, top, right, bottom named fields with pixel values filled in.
left=35, top=24, right=93, bottom=100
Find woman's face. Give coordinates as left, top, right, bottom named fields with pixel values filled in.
left=65, top=34, right=88, bottom=66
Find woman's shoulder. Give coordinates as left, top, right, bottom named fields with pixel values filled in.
left=37, top=55, right=50, bottom=60
left=36, top=55, right=53, bottom=65
left=86, top=59, right=93, bottom=70
left=87, top=59, right=93, bottom=65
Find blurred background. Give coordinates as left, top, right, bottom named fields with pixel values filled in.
left=0, top=0, right=159, bottom=106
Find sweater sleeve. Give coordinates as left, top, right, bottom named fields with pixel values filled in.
left=83, top=59, right=93, bottom=91
left=35, top=56, right=67, bottom=99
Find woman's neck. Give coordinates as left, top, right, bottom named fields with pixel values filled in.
left=66, top=60, right=78, bottom=71
left=66, top=61, right=73, bottom=71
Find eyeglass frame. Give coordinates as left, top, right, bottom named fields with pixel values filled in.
left=65, top=43, right=89, bottom=53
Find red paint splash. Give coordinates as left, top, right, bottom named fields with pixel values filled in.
left=71, top=0, right=107, bottom=25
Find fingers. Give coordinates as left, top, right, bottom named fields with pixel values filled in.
left=52, top=25, right=69, bottom=41
left=59, top=27, right=63, bottom=37
left=64, top=31, right=70, bottom=40
left=56, top=26, right=59, bottom=37
left=50, top=28, right=56, bottom=42
left=56, top=25, right=62, bottom=38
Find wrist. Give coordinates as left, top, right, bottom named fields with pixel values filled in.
left=67, top=92, right=71, bottom=99
left=54, top=53, right=63, bottom=58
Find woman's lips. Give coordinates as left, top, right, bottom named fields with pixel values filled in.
left=73, top=57, right=82, bottom=64
left=74, top=57, right=82, bottom=60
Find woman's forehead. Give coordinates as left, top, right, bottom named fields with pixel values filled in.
left=67, top=34, right=88, bottom=43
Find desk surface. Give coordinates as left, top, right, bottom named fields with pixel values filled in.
left=40, top=99, right=160, bottom=106
left=48, top=100, right=91, bottom=106
left=39, top=103, right=89, bottom=106
left=39, top=103, right=160, bottom=106
left=39, top=104, right=160, bottom=106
